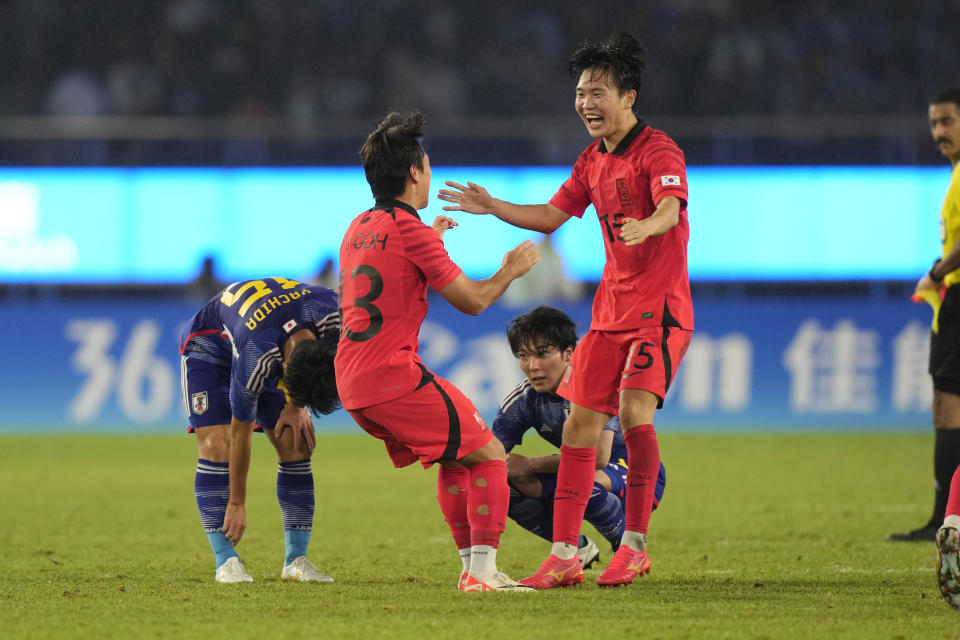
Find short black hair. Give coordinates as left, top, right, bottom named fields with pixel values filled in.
left=506, top=305, right=578, bottom=356
left=932, top=89, right=960, bottom=110
left=569, top=32, right=646, bottom=111
left=283, top=339, right=340, bottom=416
left=360, top=111, right=426, bottom=200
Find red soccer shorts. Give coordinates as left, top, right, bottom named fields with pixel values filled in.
left=558, top=326, right=692, bottom=416
left=348, top=369, right=493, bottom=468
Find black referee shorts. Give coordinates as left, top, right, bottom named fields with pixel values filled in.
left=930, top=285, right=960, bottom=395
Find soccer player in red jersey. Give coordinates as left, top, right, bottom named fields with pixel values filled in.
left=336, top=111, right=540, bottom=592
left=438, top=33, right=692, bottom=588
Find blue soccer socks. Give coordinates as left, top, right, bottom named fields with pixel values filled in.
left=195, top=459, right=238, bottom=568
left=277, top=459, right=314, bottom=565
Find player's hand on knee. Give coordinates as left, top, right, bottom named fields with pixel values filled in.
left=276, top=406, right=316, bottom=456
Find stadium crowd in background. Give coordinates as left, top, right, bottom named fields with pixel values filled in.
left=2, top=1, right=956, bottom=166
left=2, top=1, right=956, bottom=121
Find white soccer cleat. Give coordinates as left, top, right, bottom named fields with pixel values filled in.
left=461, top=571, right=535, bottom=592
left=577, top=536, right=600, bottom=570
left=281, top=556, right=334, bottom=583
left=215, top=557, right=253, bottom=583
left=936, top=526, right=960, bottom=609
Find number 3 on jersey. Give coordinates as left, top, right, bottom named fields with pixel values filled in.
left=339, top=264, right=384, bottom=342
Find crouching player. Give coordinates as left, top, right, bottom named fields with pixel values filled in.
left=179, top=277, right=340, bottom=583
left=336, top=111, right=540, bottom=592
left=494, top=306, right=665, bottom=569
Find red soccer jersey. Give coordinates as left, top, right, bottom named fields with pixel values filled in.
left=549, top=122, right=693, bottom=331
left=335, top=199, right=462, bottom=409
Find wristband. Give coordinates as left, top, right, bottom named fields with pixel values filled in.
left=930, top=259, right=945, bottom=284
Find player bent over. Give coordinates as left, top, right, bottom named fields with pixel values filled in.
left=179, top=278, right=340, bottom=583
left=336, top=111, right=539, bottom=592
left=440, top=33, right=693, bottom=588
left=494, top=305, right=666, bottom=573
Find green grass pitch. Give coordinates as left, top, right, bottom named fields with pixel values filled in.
left=0, top=431, right=957, bottom=638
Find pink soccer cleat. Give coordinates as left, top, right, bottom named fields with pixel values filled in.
left=596, top=545, right=651, bottom=587
left=518, top=554, right=585, bottom=589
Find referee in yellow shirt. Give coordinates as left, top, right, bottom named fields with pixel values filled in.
left=890, top=89, right=960, bottom=542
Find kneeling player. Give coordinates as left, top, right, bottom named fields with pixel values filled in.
left=494, top=306, right=665, bottom=570
left=180, top=277, right=340, bottom=583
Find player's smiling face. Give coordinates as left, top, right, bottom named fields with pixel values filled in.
left=575, top=69, right=636, bottom=143
left=930, top=102, right=960, bottom=165
left=516, top=342, right=573, bottom=395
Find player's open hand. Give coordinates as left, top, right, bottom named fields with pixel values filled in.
left=501, top=240, right=540, bottom=279
left=431, top=215, right=458, bottom=240
left=437, top=181, right=494, bottom=214
left=223, top=503, right=247, bottom=545
left=619, top=217, right=652, bottom=247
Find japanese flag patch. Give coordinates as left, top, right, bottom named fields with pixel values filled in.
left=661, top=175, right=681, bottom=187
left=191, top=391, right=209, bottom=415
left=283, top=319, right=299, bottom=333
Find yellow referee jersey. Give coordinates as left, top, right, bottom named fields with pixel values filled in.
left=942, top=162, right=960, bottom=288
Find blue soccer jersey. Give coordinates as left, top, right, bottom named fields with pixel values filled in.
left=180, top=278, right=339, bottom=424
left=493, top=379, right=627, bottom=463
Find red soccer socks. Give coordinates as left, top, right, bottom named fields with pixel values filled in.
left=552, top=445, right=597, bottom=546
left=623, top=424, right=660, bottom=537
left=437, top=466, right=471, bottom=551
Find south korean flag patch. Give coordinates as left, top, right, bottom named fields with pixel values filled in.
left=661, top=175, right=681, bottom=187
left=191, top=391, right=209, bottom=415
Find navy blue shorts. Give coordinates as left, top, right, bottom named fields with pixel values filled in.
left=602, top=460, right=666, bottom=508
left=532, top=459, right=666, bottom=509
left=180, top=354, right=285, bottom=432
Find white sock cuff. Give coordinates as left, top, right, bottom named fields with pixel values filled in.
left=550, top=542, right=577, bottom=560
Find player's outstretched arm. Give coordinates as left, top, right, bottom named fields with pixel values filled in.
left=438, top=240, right=540, bottom=315
left=438, top=181, right=570, bottom=233
left=223, top=417, right=255, bottom=545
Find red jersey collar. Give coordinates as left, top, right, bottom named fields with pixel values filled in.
left=597, top=119, right=647, bottom=156
left=373, top=198, right=421, bottom=220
